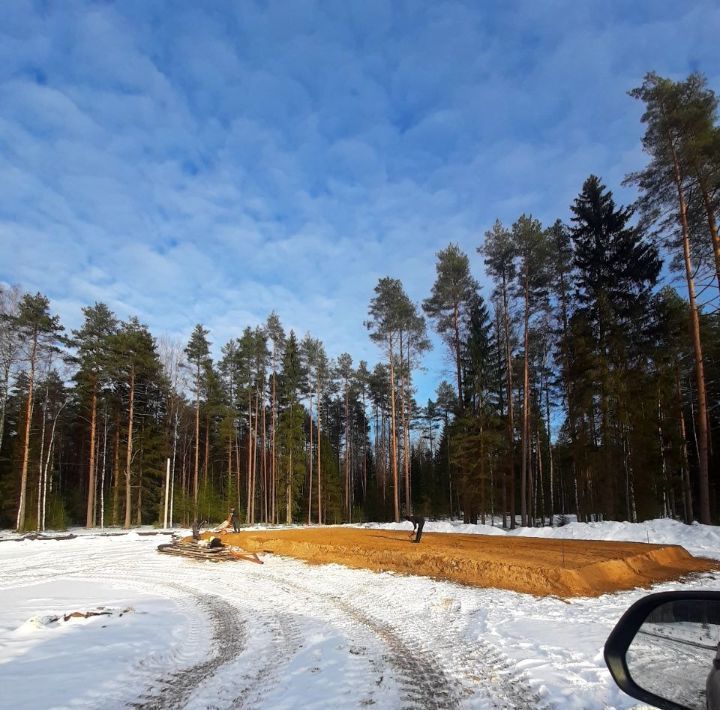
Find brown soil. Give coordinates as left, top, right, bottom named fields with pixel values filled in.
left=200, top=527, right=718, bottom=598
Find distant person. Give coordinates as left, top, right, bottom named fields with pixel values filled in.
left=230, top=507, right=239, bottom=533
left=403, top=514, right=425, bottom=543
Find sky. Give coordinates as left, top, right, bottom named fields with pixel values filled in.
left=1, top=0, right=719, bottom=402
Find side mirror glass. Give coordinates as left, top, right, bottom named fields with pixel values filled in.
left=605, top=592, right=720, bottom=710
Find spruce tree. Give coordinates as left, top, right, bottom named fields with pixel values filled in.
left=570, top=175, right=661, bottom=520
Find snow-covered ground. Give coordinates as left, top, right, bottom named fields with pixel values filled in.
left=1, top=519, right=719, bottom=709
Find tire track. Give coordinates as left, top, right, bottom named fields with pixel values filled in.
left=260, top=571, right=460, bottom=709
left=264, top=567, right=548, bottom=709
left=3, top=537, right=550, bottom=709
left=73, top=562, right=304, bottom=710
left=130, top=584, right=247, bottom=710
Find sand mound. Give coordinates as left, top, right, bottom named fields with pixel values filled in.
left=215, top=527, right=718, bottom=598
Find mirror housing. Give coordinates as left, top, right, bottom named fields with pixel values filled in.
left=605, top=591, right=720, bottom=710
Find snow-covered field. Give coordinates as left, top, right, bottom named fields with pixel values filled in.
left=1, top=519, right=719, bottom=709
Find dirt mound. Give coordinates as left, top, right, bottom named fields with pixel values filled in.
left=219, top=527, right=717, bottom=598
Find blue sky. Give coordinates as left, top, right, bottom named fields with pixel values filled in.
left=1, top=0, right=718, bottom=402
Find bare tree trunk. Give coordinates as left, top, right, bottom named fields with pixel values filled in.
left=501, top=274, right=515, bottom=529
left=262, top=398, right=267, bottom=523
left=112, top=418, right=120, bottom=526
left=403, top=343, right=412, bottom=514
left=308, top=392, right=313, bottom=525
left=85, top=385, right=98, bottom=527
left=675, top=367, right=694, bottom=523
left=100, top=405, right=108, bottom=528
left=16, top=333, right=38, bottom=531
left=545, top=372, right=555, bottom=522
left=41, top=399, right=66, bottom=531
left=235, top=434, right=241, bottom=520
left=344, top=383, right=350, bottom=519
left=271, top=372, right=277, bottom=524
left=521, top=275, right=530, bottom=527
left=452, top=304, right=463, bottom=405
left=252, top=393, right=259, bottom=523
left=317, top=384, right=322, bottom=524
left=123, top=366, right=135, bottom=529
left=672, top=151, right=710, bottom=523
left=389, top=349, right=399, bottom=522
left=227, top=427, right=233, bottom=513
left=193, top=365, right=200, bottom=520
left=36, top=385, right=48, bottom=532
left=246, top=391, right=253, bottom=524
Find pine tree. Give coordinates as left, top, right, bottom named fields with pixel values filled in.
left=71, top=303, right=118, bottom=527
left=480, top=220, right=517, bottom=527
left=511, top=214, right=551, bottom=526
left=265, top=313, right=285, bottom=523
left=114, top=318, right=161, bottom=528
left=277, top=331, right=306, bottom=523
left=13, top=293, right=64, bottom=531
left=628, top=74, right=713, bottom=522
left=423, top=243, right=480, bottom=405
left=184, top=324, right=211, bottom=521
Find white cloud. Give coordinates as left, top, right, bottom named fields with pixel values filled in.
left=1, top=0, right=718, bottom=401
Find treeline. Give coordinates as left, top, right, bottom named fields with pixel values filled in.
left=0, top=72, right=718, bottom=531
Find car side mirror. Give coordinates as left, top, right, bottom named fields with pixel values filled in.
left=605, top=591, right=720, bottom=710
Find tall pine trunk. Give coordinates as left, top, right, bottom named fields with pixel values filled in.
left=112, top=419, right=120, bottom=526
left=86, top=383, right=97, bottom=527
left=521, top=272, right=530, bottom=527
left=667, top=126, right=710, bottom=523
left=501, top=274, right=515, bottom=528
left=123, top=366, right=135, bottom=528
left=316, top=383, right=322, bottom=524
left=308, top=392, right=313, bottom=525
left=193, top=364, right=200, bottom=520
left=389, top=349, right=399, bottom=522
left=16, top=331, right=38, bottom=531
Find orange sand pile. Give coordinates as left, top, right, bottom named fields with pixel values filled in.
left=210, top=527, right=718, bottom=597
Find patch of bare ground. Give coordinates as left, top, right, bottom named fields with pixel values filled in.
left=211, top=528, right=718, bottom=598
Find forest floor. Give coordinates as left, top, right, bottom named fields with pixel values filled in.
left=206, top=526, right=718, bottom=597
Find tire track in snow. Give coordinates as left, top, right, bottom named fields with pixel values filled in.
left=9, top=548, right=250, bottom=710
left=263, top=566, right=548, bottom=709
left=260, top=571, right=460, bottom=709
left=130, top=583, right=247, bottom=710
left=3, top=537, right=548, bottom=708
left=74, top=560, right=306, bottom=710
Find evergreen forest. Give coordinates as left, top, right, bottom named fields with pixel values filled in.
left=1, top=73, right=719, bottom=531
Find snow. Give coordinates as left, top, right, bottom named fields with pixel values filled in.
left=1, top=519, right=719, bottom=709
